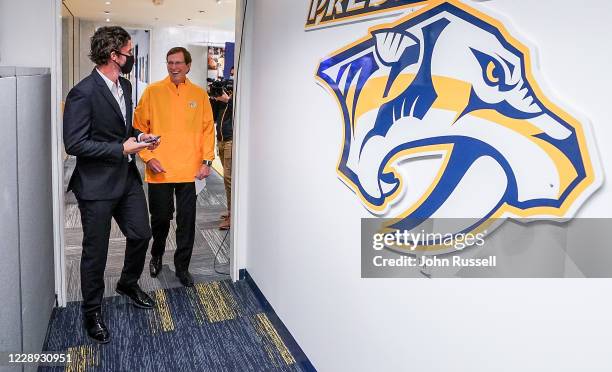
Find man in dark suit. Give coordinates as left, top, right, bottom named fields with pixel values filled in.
left=63, top=26, right=160, bottom=344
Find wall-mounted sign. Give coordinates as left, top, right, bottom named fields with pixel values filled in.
left=316, top=0, right=603, bottom=251
left=306, top=0, right=429, bottom=29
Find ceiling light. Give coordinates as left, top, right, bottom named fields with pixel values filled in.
left=104, top=11, right=110, bottom=14
left=105, top=1, right=111, bottom=5
left=198, top=10, right=206, bottom=13
left=216, top=0, right=221, bottom=4
left=106, top=18, right=110, bottom=22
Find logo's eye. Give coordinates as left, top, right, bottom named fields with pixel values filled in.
left=471, top=48, right=508, bottom=88
left=485, top=61, right=500, bottom=85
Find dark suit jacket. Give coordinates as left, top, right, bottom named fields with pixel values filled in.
left=63, top=69, right=143, bottom=200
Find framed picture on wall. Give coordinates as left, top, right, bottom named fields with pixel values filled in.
left=207, top=46, right=225, bottom=80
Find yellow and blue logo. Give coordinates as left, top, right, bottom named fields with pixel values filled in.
left=316, top=0, right=603, bottom=249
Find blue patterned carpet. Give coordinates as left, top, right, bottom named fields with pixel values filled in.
left=41, top=279, right=313, bottom=371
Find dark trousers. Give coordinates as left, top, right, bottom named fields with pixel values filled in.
left=148, top=182, right=196, bottom=273
left=77, top=171, right=152, bottom=315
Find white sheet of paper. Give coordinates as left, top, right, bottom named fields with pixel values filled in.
left=195, top=177, right=206, bottom=195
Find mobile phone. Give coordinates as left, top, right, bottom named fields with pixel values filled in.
left=142, top=135, right=161, bottom=143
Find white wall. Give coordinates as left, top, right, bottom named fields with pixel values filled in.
left=78, top=20, right=97, bottom=81
left=128, top=28, right=151, bottom=102
left=236, top=1, right=612, bottom=371
left=0, top=0, right=54, bottom=67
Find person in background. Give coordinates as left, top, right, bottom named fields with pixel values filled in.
left=134, top=47, right=215, bottom=287
left=211, top=66, right=234, bottom=230
left=63, top=26, right=160, bottom=344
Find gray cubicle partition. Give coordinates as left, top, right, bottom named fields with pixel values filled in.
left=0, top=68, right=22, bottom=364
left=0, top=67, right=55, bottom=372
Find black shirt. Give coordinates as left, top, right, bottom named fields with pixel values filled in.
left=212, top=97, right=233, bottom=142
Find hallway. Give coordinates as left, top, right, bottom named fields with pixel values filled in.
left=44, top=159, right=313, bottom=371
left=41, top=277, right=309, bottom=371
left=63, top=157, right=231, bottom=301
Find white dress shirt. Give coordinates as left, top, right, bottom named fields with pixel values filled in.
left=96, top=68, right=127, bottom=122
left=96, top=69, right=142, bottom=161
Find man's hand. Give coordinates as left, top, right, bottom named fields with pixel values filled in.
left=215, top=91, right=231, bottom=103
left=146, top=158, right=166, bottom=174
left=196, top=164, right=211, bottom=180
left=139, top=133, right=161, bottom=150
left=123, top=137, right=150, bottom=155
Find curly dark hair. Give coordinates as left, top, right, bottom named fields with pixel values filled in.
left=89, top=26, right=131, bottom=66
left=166, top=47, right=192, bottom=65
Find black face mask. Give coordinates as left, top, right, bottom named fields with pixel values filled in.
left=114, top=52, right=134, bottom=74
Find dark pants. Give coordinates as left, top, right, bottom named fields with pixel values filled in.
left=148, top=182, right=196, bottom=273
left=77, top=171, right=152, bottom=315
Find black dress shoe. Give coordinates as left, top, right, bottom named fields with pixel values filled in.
left=84, top=312, right=110, bottom=344
left=115, top=283, right=155, bottom=309
left=149, top=255, right=163, bottom=277
left=176, top=270, right=194, bottom=287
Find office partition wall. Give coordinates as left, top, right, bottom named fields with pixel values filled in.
left=0, top=67, right=55, bottom=371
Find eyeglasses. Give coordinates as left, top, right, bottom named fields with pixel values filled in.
left=114, top=49, right=134, bottom=57
left=166, top=61, right=186, bottom=66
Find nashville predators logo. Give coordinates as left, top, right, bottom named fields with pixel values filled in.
left=316, top=0, right=603, bottom=251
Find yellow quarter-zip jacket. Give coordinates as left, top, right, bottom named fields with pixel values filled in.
left=134, top=77, right=215, bottom=183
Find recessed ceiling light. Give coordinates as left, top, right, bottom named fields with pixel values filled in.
left=105, top=1, right=111, bottom=5
left=198, top=10, right=206, bottom=13
left=154, top=17, right=159, bottom=20
left=216, top=0, right=221, bottom=4
left=104, top=11, right=110, bottom=14
left=187, top=18, right=191, bottom=21
left=106, top=18, right=110, bottom=22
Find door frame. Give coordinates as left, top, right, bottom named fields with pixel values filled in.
left=51, top=5, right=247, bottom=306
left=52, top=0, right=67, bottom=307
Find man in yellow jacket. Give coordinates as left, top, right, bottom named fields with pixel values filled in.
left=134, top=47, right=215, bottom=287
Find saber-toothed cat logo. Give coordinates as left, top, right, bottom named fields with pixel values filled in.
left=316, top=1, right=602, bottom=250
